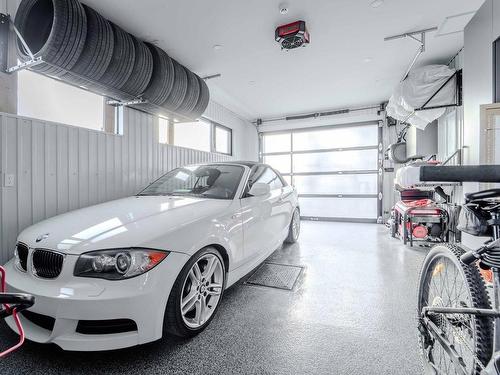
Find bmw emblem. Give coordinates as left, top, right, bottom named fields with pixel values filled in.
left=36, top=233, right=49, bottom=243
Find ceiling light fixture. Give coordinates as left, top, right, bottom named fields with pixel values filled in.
left=363, top=57, right=373, bottom=63
left=279, top=2, right=289, bottom=14
left=370, top=0, right=384, bottom=8
left=213, top=44, right=223, bottom=51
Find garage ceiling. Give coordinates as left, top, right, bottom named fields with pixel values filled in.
left=82, top=0, right=484, bottom=121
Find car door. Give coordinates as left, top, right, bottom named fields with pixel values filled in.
left=272, top=169, right=296, bottom=241
left=239, top=166, right=283, bottom=262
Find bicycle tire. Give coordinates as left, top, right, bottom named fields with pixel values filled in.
left=417, top=243, right=493, bottom=374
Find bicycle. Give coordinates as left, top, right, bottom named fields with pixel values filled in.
left=416, top=165, right=500, bottom=375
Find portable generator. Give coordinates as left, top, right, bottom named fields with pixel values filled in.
left=388, top=162, right=450, bottom=246
left=390, top=194, right=448, bottom=246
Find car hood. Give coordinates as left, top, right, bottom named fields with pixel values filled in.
left=18, top=196, right=232, bottom=254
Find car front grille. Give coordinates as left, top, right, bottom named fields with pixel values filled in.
left=32, top=249, right=64, bottom=279
left=16, top=243, right=29, bottom=271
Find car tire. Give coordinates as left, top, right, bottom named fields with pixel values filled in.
left=62, top=4, right=113, bottom=87
left=164, top=247, right=226, bottom=338
left=15, top=0, right=87, bottom=77
left=99, top=22, right=135, bottom=94
left=190, top=76, right=210, bottom=119
left=285, top=208, right=300, bottom=244
left=141, top=43, right=175, bottom=106
left=161, top=59, right=188, bottom=111
left=175, top=68, right=200, bottom=116
left=120, top=35, right=153, bottom=97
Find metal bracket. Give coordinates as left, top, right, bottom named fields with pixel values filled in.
left=202, top=73, right=221, bottom=81
left=0, top=13, right=9, bottom=73
left=7, top=56, right=43, bottom=73
left=106, top=98, right=147, bottom=106
left=415, top=70, right=463, bottom=111
left=384, top=27, right=438, bottom=82
left=2, top=13, right=45, bottom=73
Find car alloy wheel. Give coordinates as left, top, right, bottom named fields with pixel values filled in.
left=180, top=253, right=224, bottom=329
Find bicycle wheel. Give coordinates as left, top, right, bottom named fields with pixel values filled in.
left=417, top=244, right=493, bottom=374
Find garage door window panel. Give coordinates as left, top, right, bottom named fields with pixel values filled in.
left=263, top=154, right=291, bottom=174
left=299, top=197, right=378, bottom=219
left=263, top=133, right=291, bottom=153
left=294, top=174, right=378, bottom=195
left=292, top=125, right=378, bottom=151
left=292, top=149, right=378, bottom=173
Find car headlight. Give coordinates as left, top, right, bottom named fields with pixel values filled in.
left=74, top=249, right=168, bottom=280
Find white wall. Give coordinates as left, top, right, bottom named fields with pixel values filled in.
left=463, top=0, right=498, bottom=169
left=459, top=0, right=500, bottom=248
left=204, top=100, right=258, bottom=161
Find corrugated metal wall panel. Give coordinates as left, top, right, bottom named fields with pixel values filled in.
left=0, top=108, right=232, bottom=263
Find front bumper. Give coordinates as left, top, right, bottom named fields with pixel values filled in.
left=3, top=251, right=189, bottom=351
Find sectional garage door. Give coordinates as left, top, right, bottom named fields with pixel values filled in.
left=261, top=123, right=381, bottom=222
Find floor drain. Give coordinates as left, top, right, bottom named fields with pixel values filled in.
left=245, top=262, right=303, bottom=290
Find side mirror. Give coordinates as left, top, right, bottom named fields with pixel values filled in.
left=248, top=182, right=271, bottom=197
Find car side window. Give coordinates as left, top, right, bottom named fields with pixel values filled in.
left=248, top=167, right=282, bottom=191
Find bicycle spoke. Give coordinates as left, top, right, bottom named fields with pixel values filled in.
left=423, top=256, right=478, bottom=375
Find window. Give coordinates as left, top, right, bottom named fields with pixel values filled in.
left=263, top=133, right=291, bottom=153
left=159, top=117, right=169, bottom=144
left=214, top=124, right=232, bottom=155
left=173, top=120, right=211, bottom=152
left=170, top=119, right=233, bottom=154
left=18, top=69, right=105, bottom=131
left=248, top=166, right=283, bottom=191
left=139, top=164, right=244, bottom=200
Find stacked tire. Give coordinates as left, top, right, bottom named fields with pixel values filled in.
left=14, top=0, right=209, bottom=119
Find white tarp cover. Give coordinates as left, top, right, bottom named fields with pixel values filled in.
left=386, top=65, right=456, bottom=129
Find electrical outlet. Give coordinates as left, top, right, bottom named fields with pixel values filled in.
left=4, top=174, right=14, bottom=187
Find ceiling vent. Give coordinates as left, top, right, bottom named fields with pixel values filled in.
left=275, top=21, right=310, bottom=50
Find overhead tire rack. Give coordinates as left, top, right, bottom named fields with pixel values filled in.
left=0, top=12, right=206, bottom=123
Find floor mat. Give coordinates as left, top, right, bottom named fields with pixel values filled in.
left=245, top=262, right=303, bottom=290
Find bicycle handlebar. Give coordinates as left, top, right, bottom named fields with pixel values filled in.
left=420, top=165, right=500, bottom=183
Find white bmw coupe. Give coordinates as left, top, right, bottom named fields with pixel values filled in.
left=4, top=162, right=300, bottom=351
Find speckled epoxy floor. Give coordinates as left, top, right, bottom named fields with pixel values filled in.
left=0, top=222, right=427, bottom=374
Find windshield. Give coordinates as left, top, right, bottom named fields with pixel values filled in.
left=138, top=164, right=244, bottom=200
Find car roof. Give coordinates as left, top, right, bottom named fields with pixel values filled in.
left=203, top=161, right=265, bottom=169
